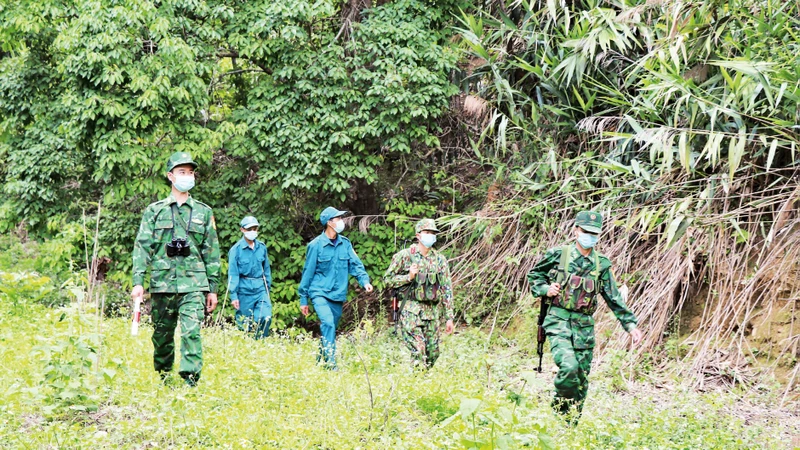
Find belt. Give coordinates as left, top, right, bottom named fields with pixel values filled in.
left=240, top=275, right=264, bottom=280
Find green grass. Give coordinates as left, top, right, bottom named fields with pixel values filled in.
left=0, top=300, right=793, bottom=449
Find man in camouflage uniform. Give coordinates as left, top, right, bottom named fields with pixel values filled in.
left=131, top=152, right=221, bottom=387
left=383, top=218, right=455, bottom=368
left=528, top=211, right=643, bottom=424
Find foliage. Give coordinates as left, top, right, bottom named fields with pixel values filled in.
left=445, top=0, right=800, bottom=383
left=0, top=0, right=464, bottom=330
left=0, top=270, right=53, bottom=315
left=0, top=298, right=793, bottom=448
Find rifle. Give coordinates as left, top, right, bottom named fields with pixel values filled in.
left=536, top=297, right=549, bottom=373
left=390, top=287, right=400, bottom=334
left=389, top=238, right=412, bottom=334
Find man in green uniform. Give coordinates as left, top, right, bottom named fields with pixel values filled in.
left=383, top=218, right=455, bottom=368
left=528, top=211, right=643, bottom=424
left=131, top=152, right=221, bottom=387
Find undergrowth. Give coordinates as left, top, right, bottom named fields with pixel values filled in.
left=0, top=299, right=793, bottom=449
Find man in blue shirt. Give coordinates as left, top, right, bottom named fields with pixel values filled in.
left=227, top=216, right=272, bottom=339
left=299, top=207, right=373, bottom=369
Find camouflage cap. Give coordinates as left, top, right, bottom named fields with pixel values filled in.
left=166, top=152, right=198, bottom=172
left=575, top=210, right=602, bottom=234
left=415, top=218, right=440, bottom=234
left=240, top=216, right=259, bottom=229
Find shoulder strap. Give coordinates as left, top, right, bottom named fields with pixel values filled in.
left=559, top=245, right=572, bottom=276
left=591, top=251, right=601, bottom=280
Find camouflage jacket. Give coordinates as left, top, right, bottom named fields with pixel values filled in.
left=132, top=194, right=221, bottom=294
left=383, top=244, right=454, bottom=322
left=527, top=244, right=637, bottom=332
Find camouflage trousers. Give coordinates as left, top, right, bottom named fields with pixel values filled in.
left=543, top=306, right=596, bottom=423
left=400, top=308, right=440, bottom=368
left=151, top=291, right=205, bottom=383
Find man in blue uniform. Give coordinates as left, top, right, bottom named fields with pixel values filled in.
left=227, top=216, right=272, bottom=339
left=299, top=207, right=373, bottom=369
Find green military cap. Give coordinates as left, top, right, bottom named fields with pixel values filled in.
left=575, top=210, right=602, bottom=234
left=166, top=151, right=198, bottom=172
left=415, top=218, right=440, bottom=234
left=240, top=216, right=259, bottom=228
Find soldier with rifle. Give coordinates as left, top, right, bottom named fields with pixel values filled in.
left=383, top=219, right=455, bottom=368
left=528, top=211, right=643, bottom=425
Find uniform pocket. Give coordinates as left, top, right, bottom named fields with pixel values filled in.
left=572, top=315, right=596, bottom=350
left=155, top=220, right=174, bottom=241
left=542, top=311, right=571, bottom=339
left=189, top=224, right=205, bottom=243
left=583, top=278, right=595, bottom=294
left=184, top=268, right=209, bottom=290
left=317, top=257, right=332, bottom=272
left=337, top=253, right=350, bottom=269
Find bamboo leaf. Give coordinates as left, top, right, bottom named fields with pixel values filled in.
left=766, top=139, right=778, bottom=171
left=678, top=132, right=690, bottom=173
left=728, top=128, right=747, bottom=180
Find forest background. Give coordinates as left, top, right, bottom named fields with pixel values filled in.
left=2, top=0, right=800, bottom=415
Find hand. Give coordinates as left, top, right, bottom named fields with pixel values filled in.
left=300, top=305, right=310, bottom=317
left=408, top=264, right=419, bottom=280
left=206, top=293, right=218, bottom=313
left=231, top=300, right=240, bottom=310
left=546, top=283, right=561, bottom=297
left=364, top=284, right=374, bottom=293
left=131, top=285, right=144, bottom=300
left=630, top=327, right=643, bottom=346
left=445, top=320, right=455, bottom=334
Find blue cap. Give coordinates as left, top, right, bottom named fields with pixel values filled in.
left=240, top=216, right=259, bottom=228
left=319, top=207, right=347, bottom=226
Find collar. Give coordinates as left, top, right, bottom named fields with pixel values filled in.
left=166, top=193, right=195, bottom=208
left=412, top=243, right=437, bottom=257
left=321, top=232, right=341, bottom=247
left=237, top=237, right=260, bottom=250
left=572, top=243, right=595, bottom=259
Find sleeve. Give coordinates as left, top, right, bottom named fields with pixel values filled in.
left=382, top=250, right=412, bottom=289
left=264, top=245, right=272, bottom=289
left=132, top=206, right=155, bottom=287
left=202, top=213, right=221, bottom=294
left=440, top=255, right=455, bottom=322
left=227, top=246, right=240, bottom=301
left=298, top=241, right=318, bottom=307
left=347, top=244, right=370, bottom=287
left=526, top=248, right=560, bottom=298
left=599, top=263, right=638, bottom=332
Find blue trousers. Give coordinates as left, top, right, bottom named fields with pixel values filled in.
left=311, top=297, right=343, bottom=368
left=235, top=290, right=272, bottom=339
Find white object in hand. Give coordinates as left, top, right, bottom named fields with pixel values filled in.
left=131, top=295, right=142, bottom=336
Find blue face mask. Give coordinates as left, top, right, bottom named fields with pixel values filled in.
left=577, top=231, right=599, bottom=249
left=419, top=233, right=437, bottom=248
left=172, top=175, right=195, bottom=192
left=333, top=219, right=345, bottom=234
left=243, top=231, right=258, bottom=241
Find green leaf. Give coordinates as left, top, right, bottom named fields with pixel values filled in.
left=459, top=398, right=481, bottom=421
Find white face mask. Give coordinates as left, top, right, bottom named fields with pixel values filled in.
left=243, top=231, right=258, bottom=241
left=333, top=219, right=345, bottom=234
left=419, top=234, right=437, bottom=248
left=172, top=174, right=195, bottom=192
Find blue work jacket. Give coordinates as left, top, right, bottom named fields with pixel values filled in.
left=227, top=238, right=272, bottom=301
left=298, top=233, right=370, bottom=306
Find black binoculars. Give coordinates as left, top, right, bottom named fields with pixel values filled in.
left=166, top=238, right=191, bottom=257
